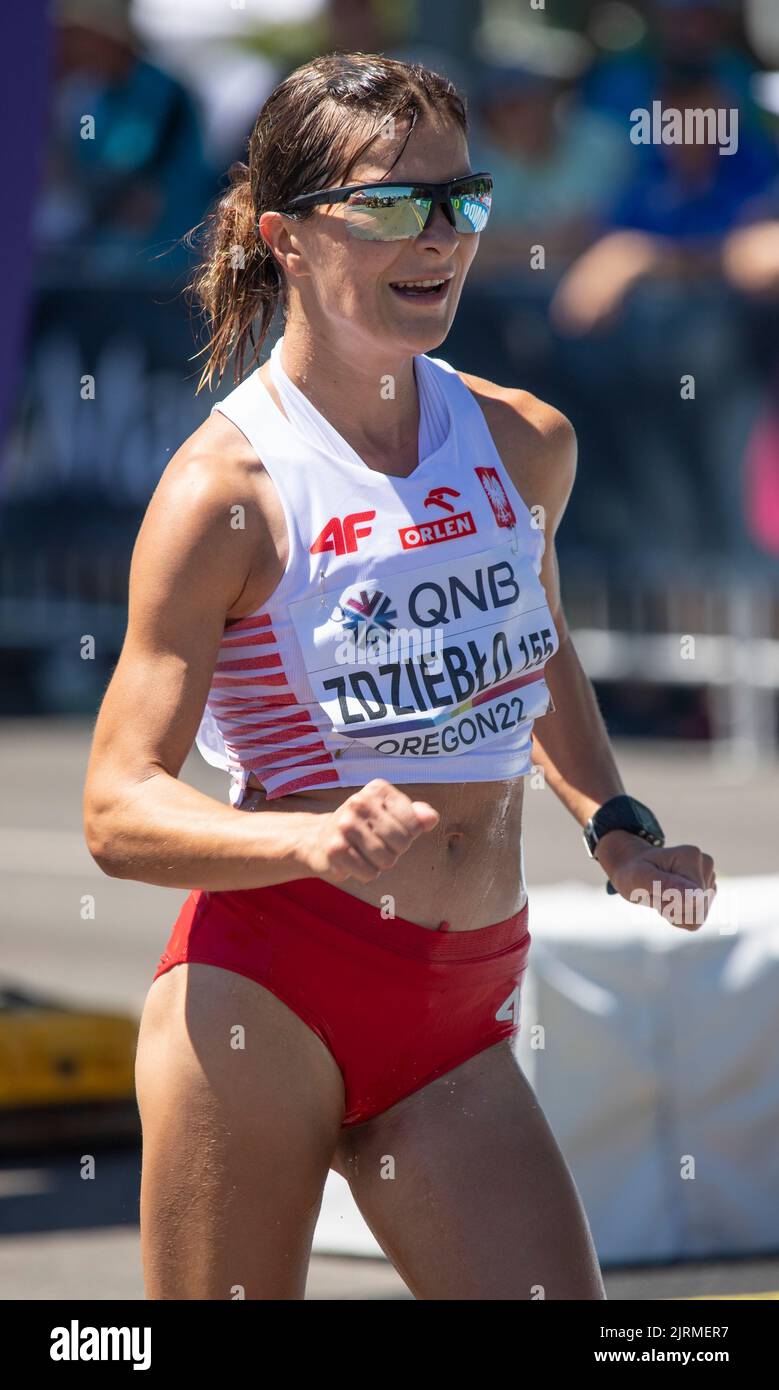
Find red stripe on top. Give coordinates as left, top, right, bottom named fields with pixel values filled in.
left=219, top=708, right=313, bottom=731
left=267, top=767, right=341, bottom=796
left=219, top=631, right=279, bottom=650
left=228, top=723, right=321, bottom=747
left=235, top=743, right=331, bottom=771
left=208, top=612, right=342, bottom=799
left=208, top=694, right=299, bottom=713
left=215, top=653, right=284, bottom=673
left=211, top=672, right=290, bottom=688
left=224, top=613, right=272, bottom=632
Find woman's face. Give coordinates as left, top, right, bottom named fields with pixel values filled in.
left=264, top=115, right=481, bottom=360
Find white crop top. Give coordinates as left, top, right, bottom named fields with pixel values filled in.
left=195, top=338, right=559, bottom=804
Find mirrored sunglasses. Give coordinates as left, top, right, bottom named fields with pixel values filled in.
left=282, top=173, right=493, bottom=241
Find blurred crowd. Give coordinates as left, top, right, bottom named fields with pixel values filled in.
left=28, top=0, right=779, bottom=570
left=456, top=1, right=779, bottom=567
left=26, top=0, right=779, bottom=573
left=37, top=0, right=216, bottom=281
left=1, top=0, right=774, bottom=726
left=38, top=3, right=779, bottom=284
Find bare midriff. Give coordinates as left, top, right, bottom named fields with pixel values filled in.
left=240, top=772, right=527, bottom=932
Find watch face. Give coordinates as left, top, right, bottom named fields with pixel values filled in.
left=634, top=800, right=662, bottom=839
left=634, top=801, right=660, bottom=837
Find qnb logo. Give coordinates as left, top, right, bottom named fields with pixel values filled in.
left=310, top=510, right=376, bottom=556
left=495, top=987, right=521, bottom=1025
left=340, top=588, right=398, bottom=641
left=475, top=466, right=517, bottom=529
left=399, top=487, right=477, bottom=550
left=50, top=1321, right=151, bottom=1370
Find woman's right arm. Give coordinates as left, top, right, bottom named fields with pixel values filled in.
left=83, top=425, right=438, bottom=890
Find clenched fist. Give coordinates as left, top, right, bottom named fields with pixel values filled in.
left=301, top=778, right=440, bottom=884
left=597, top=830, right=717, bottom=929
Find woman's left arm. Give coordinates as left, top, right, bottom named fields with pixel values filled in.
left=470, top=378, right=717, bottom=929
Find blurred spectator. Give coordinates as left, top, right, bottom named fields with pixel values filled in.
left=741, top=395, right=779, bottom=555
left=469, top=58, right=633, bottom=279
left=541, top=55, right=779, bottom=565
left=723, top=217, right=779, bottom=294
left=0, top=3, right=51, bottom=448
left=551, top=63, right=779, bottom=336
left=584, top=0, right=767, bottom=137
left=36, top=0, right=218, bottom=283
left=722, top=166, right=779, bottom=560
left=721, top=69, right=779, bottom=299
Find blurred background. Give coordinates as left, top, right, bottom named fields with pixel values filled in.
left=1, top=0, right=778, bottom=1300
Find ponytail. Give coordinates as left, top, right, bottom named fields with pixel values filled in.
left=187, top=161, right=281, bottom=394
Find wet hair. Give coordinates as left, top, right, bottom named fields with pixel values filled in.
left=186, top=51, right=468, bottom=393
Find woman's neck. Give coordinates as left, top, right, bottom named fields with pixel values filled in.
left=277, top=319, right=422, bottom=473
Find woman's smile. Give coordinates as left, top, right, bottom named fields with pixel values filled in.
left=388, top=273, right=454, bottom=303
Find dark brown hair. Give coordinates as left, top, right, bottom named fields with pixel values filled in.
left=187, top=52, right=468, bottom=393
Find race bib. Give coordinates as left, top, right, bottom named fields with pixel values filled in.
left=288, top=538, right=559, bottom=758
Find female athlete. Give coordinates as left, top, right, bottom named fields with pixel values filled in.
left=83, top=52, right=716, bottom=1301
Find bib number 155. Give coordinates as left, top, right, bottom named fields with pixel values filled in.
left=517, top=627, right=555, bottom=668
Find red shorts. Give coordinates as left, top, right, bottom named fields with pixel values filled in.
left=153, top=878, right=531, bottom=1128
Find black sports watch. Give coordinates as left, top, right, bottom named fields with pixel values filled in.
left=583, top=795, right=665, bottom=895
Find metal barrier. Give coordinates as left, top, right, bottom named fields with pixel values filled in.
left=563, top=563, right=779, bottom=761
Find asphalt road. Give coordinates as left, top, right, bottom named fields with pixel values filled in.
left=1, top=719, right=777, bottom=1301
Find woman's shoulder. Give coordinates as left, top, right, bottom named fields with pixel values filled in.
left=133, top=408, right=286, bottom=622
left=456, top=370, right=576, bottom=466
left=454, top=369, right=578, bottom=521
left=163, top=406, right=274, bottom=505
left=144, top=407, right=282, bottom=557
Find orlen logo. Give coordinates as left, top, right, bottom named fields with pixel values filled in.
left=424, top=486, right=460, bottom=514
left=398, top=486, right=477, bottom=550
left=310, top=510, right=376, bottom=556
left=475, top=466, right=516, bottom=529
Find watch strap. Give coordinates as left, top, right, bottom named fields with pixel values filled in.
left=584, top=795, right=665, bottom=895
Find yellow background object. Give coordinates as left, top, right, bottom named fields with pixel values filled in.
left=0, top=1008, right=137, bottom=1108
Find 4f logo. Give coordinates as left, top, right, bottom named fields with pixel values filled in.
left=340, top=589, right=397, bottom=645
left=310, top=510, right=376, bottom=555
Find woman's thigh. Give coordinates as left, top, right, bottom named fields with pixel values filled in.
left=135, top=961, right=346, bottom=1300
left=336, top=1039, right=606, bottom=1301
